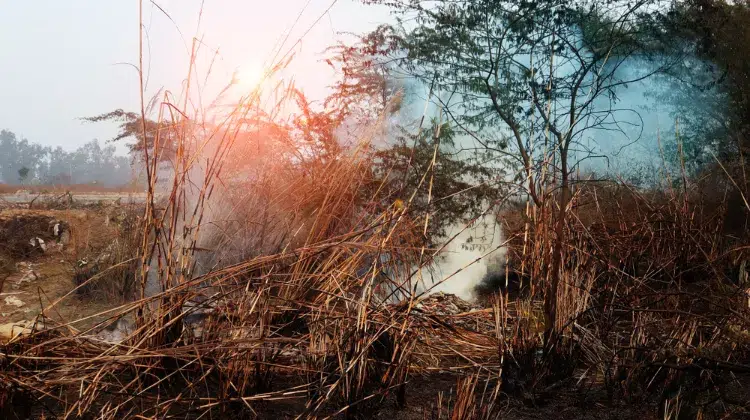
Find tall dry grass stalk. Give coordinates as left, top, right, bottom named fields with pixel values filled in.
left=3, top=3, right=750, bottom=418
left=0, top=5, right=513, bottom=419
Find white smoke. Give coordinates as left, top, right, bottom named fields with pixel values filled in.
left=418, top=212, right=506, bottom=301
left=143, top=139, right=236, bottom=296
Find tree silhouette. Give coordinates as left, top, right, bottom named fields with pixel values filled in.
left=17, top=166, right=29, bottom=184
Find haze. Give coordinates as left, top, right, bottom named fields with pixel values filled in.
left=0, top=0, right=391, bottom=153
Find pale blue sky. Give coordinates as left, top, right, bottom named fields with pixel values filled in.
left=0, top=1, right=392, bottom=153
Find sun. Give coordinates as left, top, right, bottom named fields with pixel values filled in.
left=233, top=65, right=265, bottom=90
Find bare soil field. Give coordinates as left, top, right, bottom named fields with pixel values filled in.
left=0, top=190, right=147, bottom=209
left=0, top=184, right=143, bottom=195
left=0, top=201, right=139, bottom=341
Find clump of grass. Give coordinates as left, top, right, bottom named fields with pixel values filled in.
left=497, top=172, right=750, bottom=413
left=66, top=204, right=142, bottom=302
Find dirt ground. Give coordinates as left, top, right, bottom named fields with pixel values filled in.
left=0, top=183, right=143, bottom=194
left=0, top=206, right=131, bottom=340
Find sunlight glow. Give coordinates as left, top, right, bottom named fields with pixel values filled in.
left=233, top=65, right=265, bottom=90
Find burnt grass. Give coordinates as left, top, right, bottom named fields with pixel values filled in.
left=2, top=180, right=750, bottom=419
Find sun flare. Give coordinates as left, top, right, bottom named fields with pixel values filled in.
left=234, top=65, right=265, bottom=90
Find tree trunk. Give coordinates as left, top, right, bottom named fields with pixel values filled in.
left=545, top=150, right=570, bottom=350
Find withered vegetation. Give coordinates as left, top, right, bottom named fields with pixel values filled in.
left=2, top=1, right=750, bottom=418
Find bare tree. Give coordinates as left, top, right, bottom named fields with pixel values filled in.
left=357, top=0, right=676, bottom=341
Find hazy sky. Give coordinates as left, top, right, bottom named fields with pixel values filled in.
left=0, top=1, right=392, bottom=153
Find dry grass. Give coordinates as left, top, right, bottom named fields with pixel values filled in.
left=0, top=152, right=506, bottom=417
left=1, top=6, right=750, bottom=420
left=0, top=39, right=493, bottom=417
left=497, top=174, right=750, bottom=416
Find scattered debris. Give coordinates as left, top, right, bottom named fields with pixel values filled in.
left=12, top=262, right=39, bottom=289
left=29, top=236, right=46, bottom=252
left=50, top=220, right=70, bottom=245
left=0, top=321, right=32, bottom=341
left=416, top=292, right=480, bottom=315
left=13, top=271, right=38, bottom=289
left=0, top=319, right=47, bottom=342
left=4, top=295, right=25, bottom=307
left=95, top=317, right=133, bottom=343
left=0, top=214, right=68, bottom=257
left=99, top=198, right=122, bottom=208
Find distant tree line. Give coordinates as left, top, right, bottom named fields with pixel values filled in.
left=0, top=129, right=134, bottom=186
